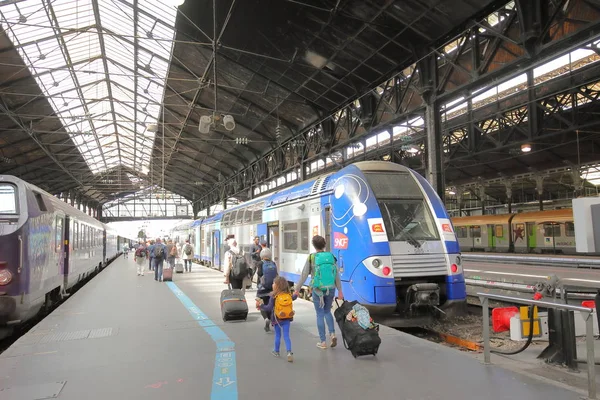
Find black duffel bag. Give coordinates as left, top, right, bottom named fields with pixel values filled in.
left=334, top=299, right=381, bottom=358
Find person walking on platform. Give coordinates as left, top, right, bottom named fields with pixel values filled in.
left=182, top=240, right=194, bottom=272
left=258, top=276, right=298, bottom=362
left=166, top=239, right=177, bottom=269
left=294, top=235, right=344, bottom=350
left=223, top=239, right=246, bottom=290
left=123, top=243, right=129, bottom=259
left=152, top=238, right=167, bottom=282
left=134, top=243, right=148, bottom=276
left=147, top=240, right=155, bottom=271
left=249, top=236, right=262, bottom=289
left=256, top=248, right=278, bottom=332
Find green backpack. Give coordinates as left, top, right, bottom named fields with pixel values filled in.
left=310, top=252, right=337, bottom=291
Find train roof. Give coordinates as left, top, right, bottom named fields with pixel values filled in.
left=197, top=162, right=418, bottom=225
left=451, top=213, right=514, bottom=226
left=512, top=208, right=573, bottom=223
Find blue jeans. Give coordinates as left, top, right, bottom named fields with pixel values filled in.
left=153, top=259, right=164, bottom=281
left=312, top=291, right=335, bottom=342
left=274, top=320, right=292, bottom=352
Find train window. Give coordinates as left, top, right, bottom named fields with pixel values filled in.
left=55, top=217, right=63, bottom=252
left=243, top=208, right=252, bottom=223
left=471, top=226, right=481, bottom=238
left=456, top=226, right=467, bottom=238
left=222, top=212, right=231, bottom=226
left=565, top=222, right=575, bottom=237
left=235, top=209, right=244, bottom=224
left=301, top=221, right=309, bottom=251
left=253, top=207, right=263, bottom=223
left=0, top=183, right=17, bottom=214
left=543, top=223, right=561, bottom=237
left=34, top=192, right=47, bottom=212
left=74, top=222, right=79, bottom=250
left=377, top=199, right=439, bottom=241
left=283, top=222, right=299, bottom=251
left=363, top=172, right=423, bottom=199
left=495, top=225, right=503, bottom=238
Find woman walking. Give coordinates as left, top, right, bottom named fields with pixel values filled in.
left=294, top=235, right=343, bottom=349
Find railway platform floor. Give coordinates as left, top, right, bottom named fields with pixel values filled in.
left=0, top=257, right=592, bottom=400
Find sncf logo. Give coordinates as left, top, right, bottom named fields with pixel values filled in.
left=333, top=232, right=349, bottom=249
left=442, top=224, right=453, bottom=233
left=371, top=223, right=384, bottom=233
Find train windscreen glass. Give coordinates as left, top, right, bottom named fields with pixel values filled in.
left=0, top=184, right=17, bottom=214
left=364, top=172, right=439, bottom=242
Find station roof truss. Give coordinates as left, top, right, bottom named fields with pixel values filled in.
left=194, top=0, right=600, bottom=210
left=1, top=0, right=600, bottom=213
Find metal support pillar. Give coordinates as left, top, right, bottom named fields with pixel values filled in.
left=504, top=180, right=513, bottom=214
left=535, top=175, right=545, bottom=211
left=455, top=186, right=464, bottom=216
left=426, top=101, right=444, bottom=201
left=418, top=52, right=444, bottom=201
left=571, top=169, right=583, bottom=198
left=478, top=185, right=486, bottom=215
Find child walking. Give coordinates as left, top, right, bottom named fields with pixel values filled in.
left=258, top=276, right=298, bottom=362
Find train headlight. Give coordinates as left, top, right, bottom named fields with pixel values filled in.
left=451, top=264, right=458, bottom=273
left=0, top=269, right=12, bottom=286
left=372, top=259, right=382, bottom=268
left=455, top=254, right=462, bottom=265
left=382, top=266, right=391, bottom=276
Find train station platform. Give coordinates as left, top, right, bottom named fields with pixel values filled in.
left=0, top=257, right=588, bottom=400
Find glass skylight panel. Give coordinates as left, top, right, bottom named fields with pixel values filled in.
left=0, top=0, right=180, bottom=175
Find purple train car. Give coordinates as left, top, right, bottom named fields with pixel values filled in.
left=0, top=176, right=121, bottom=338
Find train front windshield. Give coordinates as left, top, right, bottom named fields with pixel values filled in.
left=0, top=183, right=17, bottom=215
left=364, top=172, right=439, bottom=242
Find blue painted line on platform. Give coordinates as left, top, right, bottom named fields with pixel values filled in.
left=167, top=282, right=237, bottom=400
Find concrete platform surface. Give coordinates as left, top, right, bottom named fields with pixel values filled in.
left=0, top=257, right=587, bottom=400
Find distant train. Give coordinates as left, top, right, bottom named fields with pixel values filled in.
left=451, top=208, right=576, bottom=254
left=174, top=161, right=467, bottom=324
left=0, top=176, right=129, bottom=338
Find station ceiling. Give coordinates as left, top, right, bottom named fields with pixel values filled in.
left=0, top=0, right=505, bottom=206
left=1, top=0, right=598, bottom=211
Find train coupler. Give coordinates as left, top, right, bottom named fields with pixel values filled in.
left=406, top=283, right=440, bottom=312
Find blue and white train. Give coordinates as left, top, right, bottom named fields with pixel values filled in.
left=0, top=175, right=129, bottom=338
left=182, top=162, right=467, bottom=323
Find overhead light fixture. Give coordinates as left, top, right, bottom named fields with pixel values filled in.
left=146, top=123, right=158, bottom=133
left=223, top=114, right=236, bottom=131
left=199, top=115, right=213, bottom=134
left=521, top=143, right=532, bottom=153
left=406, top=146, right=420, bottom=154
left=448, top=190, right=456, bottom=195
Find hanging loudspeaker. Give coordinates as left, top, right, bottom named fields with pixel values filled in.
left=199, top=115, right=212, bottom=134
left=223, top=114, right=236, bottom=131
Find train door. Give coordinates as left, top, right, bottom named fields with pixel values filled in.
left=63, top=216, right=70, bottom=278
left=323, top=205, right=331, bottom=252
left=102, top=229, right=107, bottom=267
left=526, top=222, right=536, bottom=252
left=212, top=230, right=220, bottom=269
left=268, top=223, right=280, bottom=263
left=487, top=224, right=495, bottom=251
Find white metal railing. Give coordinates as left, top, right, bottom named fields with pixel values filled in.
left=478, top=292, right=597, bottom=399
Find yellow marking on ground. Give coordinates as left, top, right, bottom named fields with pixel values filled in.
left=437, top=333, right=482, bottom=352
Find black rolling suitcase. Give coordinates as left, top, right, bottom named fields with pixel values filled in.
left=334, top=300, right=381, bottom=358
left=220, top=285, right=248, bottom=322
